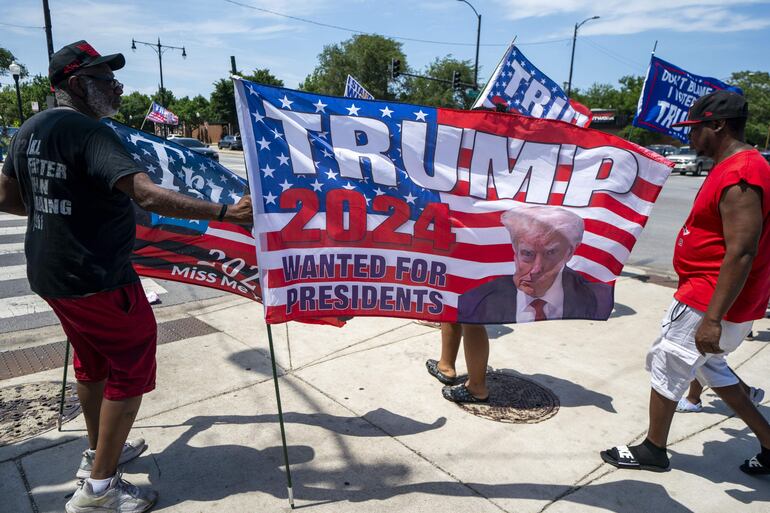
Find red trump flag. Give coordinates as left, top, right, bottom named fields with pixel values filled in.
left=234, top=79, right=673, bottom=325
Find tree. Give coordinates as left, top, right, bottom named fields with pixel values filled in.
left=301, top=34, right=406, bottom=99
left=571, top=75, right=644, bottom=119
left=0, top=75, right=51, bottom=125
left=209, top=78, right=237, bottom=128
left=115, top=91, right=152, bottom=129
left=729, top=71, right=770, bottom=148
left=170, top=94, right=212, bottom=135
left=209, top=68, right=282, bottom=130
left=151, top=87, right=176, bottom=108
left=0, top=47, right=28, bottom=78
left=245, top=68, right=284, bottom=88
left=404, top=56, right=475, bottom=109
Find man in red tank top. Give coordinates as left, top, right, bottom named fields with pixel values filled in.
left=601, top=90, right=770, bottom=474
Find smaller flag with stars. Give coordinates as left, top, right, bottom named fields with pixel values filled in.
left=344, top=74, right=375, bottom=100
left=474, top=43, right=592, bottom=127
left=146, top=101, right=180, bottom=125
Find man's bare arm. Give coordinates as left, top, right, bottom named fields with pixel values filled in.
left=694, top=181, right=763, bottom=355
left=0, top=174, right=27, bottom=216
left=114, top=172, right=252, bottom=224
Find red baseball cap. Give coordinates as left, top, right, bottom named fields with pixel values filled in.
left=49, top=40, right=125, bottom=87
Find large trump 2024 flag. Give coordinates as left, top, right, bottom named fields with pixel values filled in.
left=234, top=79, right=672, bottom=325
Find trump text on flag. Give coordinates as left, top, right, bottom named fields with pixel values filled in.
left=235, top=80, right=672, bottom=324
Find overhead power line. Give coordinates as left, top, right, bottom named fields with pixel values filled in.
left=223, top=0, right=572, bottom=47
left=582, top=39, right=647, bottom=73
left=0, top=22, right=45, bottom=30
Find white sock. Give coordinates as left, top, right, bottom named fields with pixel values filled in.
left=87, top=476, right=112, bottom=494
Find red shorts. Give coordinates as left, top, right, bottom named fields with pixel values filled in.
left=44, top=281, right=157, bottom=401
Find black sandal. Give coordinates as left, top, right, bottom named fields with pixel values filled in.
left=425, top=359, right=460, bottom=385
left=600, top=445, right=669, bottom=472
left=441, top=383, right=489, bottom=403
left=740, top=455, right=770, bottom=475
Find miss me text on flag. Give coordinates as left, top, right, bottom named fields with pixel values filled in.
left=234, top=79, right=673, bottom=325
left=103, top=120, right=259, bottom=300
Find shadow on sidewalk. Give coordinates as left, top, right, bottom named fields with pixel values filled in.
left=496, top=368, right=617, bottom=413
left=139, top=414, right=695, bottom=512
left=669, top=426, right=770, bottom=503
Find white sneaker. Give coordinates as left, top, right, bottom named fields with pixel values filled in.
left=750, top=387, right=765, bottom=406
left=76, top=439, right=148, bottom=479
left=65, top=473, right=157, bottom=513
left=675, top=398, right=702, bottom=413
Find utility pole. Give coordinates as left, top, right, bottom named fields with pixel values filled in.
left=456, top=0, right=481, bottom=88
left=566, top=15, right=600, bottom=97
left=41, top=0, right=54, bottom=59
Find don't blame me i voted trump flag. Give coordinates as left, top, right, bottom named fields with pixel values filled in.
left=234, top=78, right=673, bottom=325
left=633, top=56, right=742, bottom=143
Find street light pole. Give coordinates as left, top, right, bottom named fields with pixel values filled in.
left=566, top=15, right=600, bottom=97
left=456, top=0, right=481, bottom=88
left=9, top=61, right=24, bottom=124
left=131, top=37, right=186, bottom=137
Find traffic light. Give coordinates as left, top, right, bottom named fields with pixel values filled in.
left=391, top=58, right=401, bottom=79
left=452, top=70, right=461, bottom=91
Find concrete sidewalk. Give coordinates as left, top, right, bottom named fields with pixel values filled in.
left=2, top=269, right=769, bottom=513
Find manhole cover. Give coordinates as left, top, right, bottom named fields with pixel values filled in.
left=0, top=381, right=81, bottom=446
left=456, top=371, right=559, bottom=423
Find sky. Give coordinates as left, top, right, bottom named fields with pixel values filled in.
left=2, top=0, right=770, bottom=103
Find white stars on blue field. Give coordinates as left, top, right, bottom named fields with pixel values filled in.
left=242, top=81, right=443, bottom=220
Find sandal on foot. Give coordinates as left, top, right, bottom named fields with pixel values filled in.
left=740, top=455, right=770, bottom=475
left=441, top=383, right=489, bottom=403
left=425, top=359, right=459, bottom=385
left=600, top=445, right=669, bottom=472
left=675, top=397, right=702, bottom=413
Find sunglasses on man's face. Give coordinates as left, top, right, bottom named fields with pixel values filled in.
left=77, top=74, right=122, bottom=89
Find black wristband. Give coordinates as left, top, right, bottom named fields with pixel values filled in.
left=217, top=204, right=228, bottom=221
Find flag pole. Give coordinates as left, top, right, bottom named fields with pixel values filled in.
left=139, top=102, right=153, bottom=132
left=266, top=323, right=294, bottom=508
left=57, top=340, right=71, bottom=431
left=471, top=36, right=516, bottom=109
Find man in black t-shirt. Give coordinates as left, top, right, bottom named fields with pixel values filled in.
left=0, top=41, right=252, bottom=513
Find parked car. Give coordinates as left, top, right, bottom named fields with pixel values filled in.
left=645, top=144, right=678, bottom=157
left=218, top=135, right=242, bottom=150
left=667, top=146, right=714, bottom=176
left=760, top=150, right=770, bottom=164
left=173, top=137, right=219, bottom=161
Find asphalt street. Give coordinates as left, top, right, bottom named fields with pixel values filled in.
left=627, top=171, right=705, bottom=275
left=0, top=147, right=701, bottom=338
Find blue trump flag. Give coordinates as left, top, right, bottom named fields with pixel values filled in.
left=344, top=74, right=375, bottom=100
left=632, top=56, right=742, bottom=143
left=473, top=43, right=592, bottom=127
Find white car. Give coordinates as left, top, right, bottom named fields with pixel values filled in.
left=667, top=146, right=714, bottom=176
